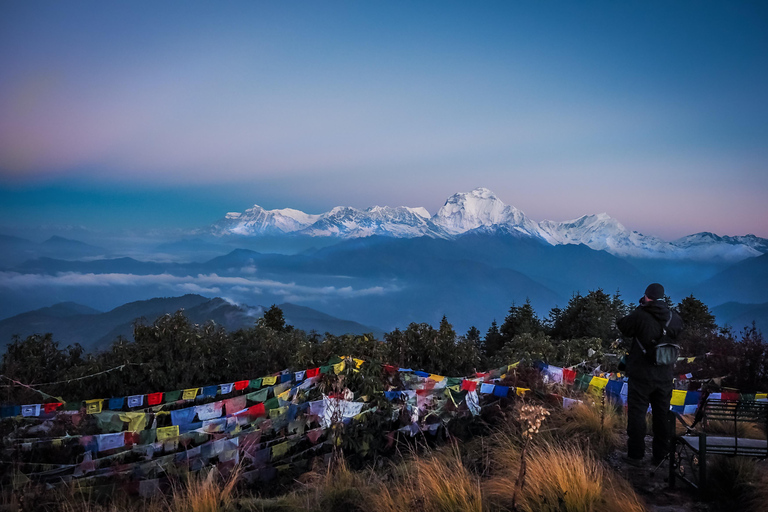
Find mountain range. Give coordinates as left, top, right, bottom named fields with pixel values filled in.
left=0, top=188, right=765, bottom=342
left=212, top=188, right=768, bottom=261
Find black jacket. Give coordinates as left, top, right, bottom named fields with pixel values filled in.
left=617, top=299, right=684, bottom=377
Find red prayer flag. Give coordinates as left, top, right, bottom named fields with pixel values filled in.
left=43, top=402, right=62, bottom=414
left=147, top=392, right=163, bottom=406
left=384, top=365, right=398, bottom=374
left=234, top=380, right=249, bottom=391
left=306, top=367, right=320, bottom=378
left=247, top=402, right=266, bottom=418
left=562, top=368, right=576, bottom=384
left=721, top=392, right=740, bottom=401
left=461, top=380, right=477, bottom=392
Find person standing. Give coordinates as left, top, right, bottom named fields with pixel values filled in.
left=617, top=282, right=684, bottom=466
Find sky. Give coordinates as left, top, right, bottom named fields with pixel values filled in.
left=1, top=1, right=767, bottom=240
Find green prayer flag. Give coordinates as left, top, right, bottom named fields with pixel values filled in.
left=140, top=428, right=156, bottom=445
left=164, top=390, right=182, bottom=403
left=246, top=387, right=269, bottom=403
left=64, top=401, right=81, bottom=411
left=263, top=397, right=279, bottom=411
left=249, top=378, right=262, bottom=389
left=445, top=377, right=462, bottom=388
left=320, top=365, right=332, bottom=374
left=96, top=411, right=124, bottom=433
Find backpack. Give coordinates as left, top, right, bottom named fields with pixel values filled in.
left=636, top=312, right=681, bottom=366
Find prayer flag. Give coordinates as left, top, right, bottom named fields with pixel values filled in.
left=108, top=397, right=124, bottom=410
left=479, top=383, right=495, bottom=394
left=85, top=399, right=103, bottom=415
left=589, top=376, right=609, bottom=390
left=234, top=380, right=250, bottom=391
left=516, top=388, right=530, bottom=396
left=127, top=395, right=144, bottom=408
left=21, top=404, right=41, bottom=417
left=164, top=390, right=182, bottom=403
left=96, top=432, right=125, bottom=452
left=202, top=386, right=218, bottom=398
left=429, top=374, right=445, bottom=382
left=333, top=361, right=345, bottom=374
left=156, top=425, right=179, bottom=441
left=353, top=358, right=365, bottom=368
left=147, top=392, right=163, bottom=406
left=246, top=388, right=269, bottom=403
left=671, top=390, right=687, bottom=407
left=119, top=412, right=148, bottom=432
left=182, top=388, right=199, bottom=400
left=461, top=380, right=477, bottom=392
left=295, top=370, right=306, bottom=381
left=280, top=373, right=292, bottom=383
left=195, top=402, right=223, bottom=421
left=562, top=368, right=576, bottom=385
left=262, top=376, right=277, bottom=386
left=43, top=402, right=62, bottom=414
left=171, top=407, right=196, bottom=426
left=493, top=385, right=509, bottom=398
left=249, top=378, right=262, bottom=389
left=220, top=383, right=234, bottom=394
left=224, top=395, right=247, bottom=415
left=306, top=367, right=320, bottom=378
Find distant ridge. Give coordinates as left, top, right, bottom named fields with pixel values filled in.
left=0, top=295, right=384, bottom=352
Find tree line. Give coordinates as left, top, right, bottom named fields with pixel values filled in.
left=2, top=289, right=766, bottom=406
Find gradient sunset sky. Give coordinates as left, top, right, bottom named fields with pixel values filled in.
left=1, top=1, right=766, bottom=239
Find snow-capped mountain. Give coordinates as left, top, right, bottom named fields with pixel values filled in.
left=213, top=205, right=320, bottom=236
left=212, top=188, right=768, bottom=261
left=299, top=205, right=442, bottom=238
left=433, top=188, right=542, bottom=237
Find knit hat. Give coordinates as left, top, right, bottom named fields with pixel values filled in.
left=645, top=283, right=665, bottom=300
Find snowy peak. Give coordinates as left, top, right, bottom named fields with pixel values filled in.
left=301, top=205, right=440, bottom=238
left=433, top=187, right=539, bottom=236
left=213, top=205, right=320, bottom=235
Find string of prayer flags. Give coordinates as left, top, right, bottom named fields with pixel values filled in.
left=182, top=388, right=199, bottom=401
left=85, top=399, right=103, bottom=414
left=147, top=392, right=163, bottom=406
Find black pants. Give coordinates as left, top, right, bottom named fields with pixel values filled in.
left=627, top=372, right=672, bottom=460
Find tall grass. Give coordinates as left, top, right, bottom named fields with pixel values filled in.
left=371, top=447, right=483, bottom=512
left=483, top=441, right=645, bottom=512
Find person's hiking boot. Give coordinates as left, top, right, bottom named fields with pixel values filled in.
left=622, top=454, right=645, bottom=467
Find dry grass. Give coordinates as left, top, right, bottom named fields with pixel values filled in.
left=165, top=465, right=241, bottom=512
left=706, top=419, right=765, bottom=439
left=483, top=441, right=645, bottom=512
left=370, top=447, right=483, bottom=512
left=548, top=401, right=623, bottom=458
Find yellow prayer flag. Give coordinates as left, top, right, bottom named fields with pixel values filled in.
left=353, top=358, right=365, bottom=368
left=516, top=387, right=529, bottom=396
left=671, top=389, right=687, bottom=407
left=589, top=376, right=609, bottom=390
left=429, top=374, right=445, bottom=382
left=85, top=399, right=103, bottom=415
left=271, top=441, right=289, bottom=459
left=757, top=393, right=767, bottom=400
left=182, top=388, right=198, bottom=401
left=333, top=361, right=345, bottom=374
left=687, top=357, right=696, bottom=363
left=119, top=412, right=148, bottom=432
left=509, top=361, right=521, bottom=369
left=52, top=439, right=62, bottom=448
left=277, top=389, right=290, bottom=402
left=157, top=425, right=179, bottom=441
left=262, top=376, right=278, bottom=386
